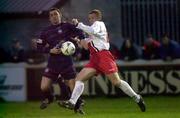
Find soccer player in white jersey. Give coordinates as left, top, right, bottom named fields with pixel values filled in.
left=66, top=9, right=146, bottom=112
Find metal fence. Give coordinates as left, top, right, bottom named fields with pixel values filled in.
left=120, top=0, right=179, bottom=45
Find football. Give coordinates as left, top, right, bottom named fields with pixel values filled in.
left=61, top=41, right=76, bottom=56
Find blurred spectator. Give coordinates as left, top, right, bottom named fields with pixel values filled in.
left=120, top=38, right=140, bottom=61
left=109, top=43, right=121, bottom=60
left=142, top=34, right=161, bottom=60
left=0, top=47, right=11, bottom=63
left=9, top=39, right=25, bottom=62
left=26, top=38, right=46, bottom=64
left=159, top=34, right=180, bottom=61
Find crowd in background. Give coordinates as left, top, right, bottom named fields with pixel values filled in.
left=110, top=33, right=180, bottom=61
left=0, top=39, right=46, bottom=64
left=0, top=33, right=180, bottom=64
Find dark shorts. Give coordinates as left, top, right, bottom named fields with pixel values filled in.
left=43, top=66, right=76, bottom=81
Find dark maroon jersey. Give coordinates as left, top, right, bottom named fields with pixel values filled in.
left=37, top=22, right=84, bottom=70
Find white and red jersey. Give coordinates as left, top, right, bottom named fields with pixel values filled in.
left=77, top=21, right=109, bottom=53
left=77, top=21, right=118, bottom=74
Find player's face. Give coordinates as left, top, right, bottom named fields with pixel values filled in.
left=125, top=40, right=132, bottom=48
left=49, top=10, right=61, bottom=25
left=88, top=13, right=98, bottom=25
left=162, top=37, right=169, bottom=45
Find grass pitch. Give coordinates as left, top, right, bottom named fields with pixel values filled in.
left=0, top=96, right=180, bottom=118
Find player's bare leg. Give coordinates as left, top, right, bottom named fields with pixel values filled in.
left=106, top=72, right=146, bottom=112
left=66, top=79, right=75, bottom=91
left=40, top=76, right=53, bottom=109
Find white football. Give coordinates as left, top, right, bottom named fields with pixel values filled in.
left=61, top=41, right=76, bottom=56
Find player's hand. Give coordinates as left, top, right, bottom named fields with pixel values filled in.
left=71, top=37, right=82, bottom=47
left=71, top=37, right=80, bottom=43
left=50, top=47, right=61, bottom=54
left=72, top=18, right=79, bottom=26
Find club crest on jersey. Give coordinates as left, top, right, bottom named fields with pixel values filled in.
left=58, top=29, right=62, bottom=34
left=45, top=68, right=49, bottom=73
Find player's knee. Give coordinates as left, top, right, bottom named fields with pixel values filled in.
left=112, top=79, right=121, bottom=87
left=41, top=84, right=49, bottom=92
left=75, top=74, right=83, bottom=81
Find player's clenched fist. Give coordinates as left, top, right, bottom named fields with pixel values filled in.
left=72, top=18, right=79, bottom=26
left=50, top=47, right=61, bottom=54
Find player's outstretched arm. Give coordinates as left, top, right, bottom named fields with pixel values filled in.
left=72, top=19, right=100, bottom=35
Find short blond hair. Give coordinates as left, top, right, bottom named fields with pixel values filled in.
left=89, top=9, right=102, bottom=20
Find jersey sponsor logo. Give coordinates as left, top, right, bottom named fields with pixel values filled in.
left=36, top=39, right=43, bottom=44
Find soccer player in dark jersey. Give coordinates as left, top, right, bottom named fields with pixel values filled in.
left=36, top=8, right=85, bottom=114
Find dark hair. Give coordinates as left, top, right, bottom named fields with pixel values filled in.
left=89, top=9, right=102, bottom=20
left=121, top=38, right=133, bottom=48
left=12, top=39, right=20, bottom=44
left=162, top=33, right=169, bottom=38
left=49, top=7, right=62, bottom=16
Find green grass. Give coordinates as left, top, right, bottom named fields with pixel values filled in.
left=0, top=96, right=180, bottom=118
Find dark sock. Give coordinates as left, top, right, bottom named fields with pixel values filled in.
left=74, top=97, right=83, bottom=110
left=42, top=88, right=53, bottom=103
left=58, top=79, right=71, bottom=100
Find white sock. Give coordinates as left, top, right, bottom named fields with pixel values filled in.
left=118, top=80, right=140, bottom=103
left=69, top=81, right=84, bottom=104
